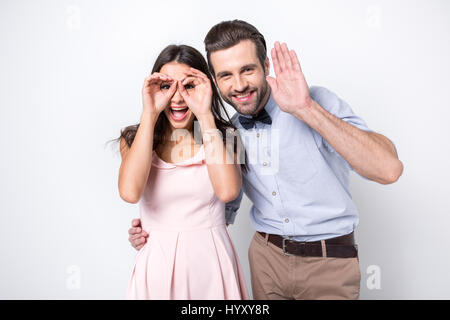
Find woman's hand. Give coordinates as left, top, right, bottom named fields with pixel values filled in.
left=178, top=67, right=213, bottom=119
left=142, top=72, right=177, bottom=116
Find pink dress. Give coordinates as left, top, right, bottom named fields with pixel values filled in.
left=126, top=145, right=249, bottom=300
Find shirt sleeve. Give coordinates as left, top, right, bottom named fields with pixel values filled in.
left=309, top=86, right=374, bottom=173
left=225, top=188, right=243, bottom=225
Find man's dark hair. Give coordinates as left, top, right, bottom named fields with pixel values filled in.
left=204, top=20, right=267, bottom=76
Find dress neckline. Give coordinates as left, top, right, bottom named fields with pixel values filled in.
left=152, top=144, right=205, bottom=169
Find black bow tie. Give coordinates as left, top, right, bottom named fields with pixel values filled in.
left=238, top=108, right=272, bottom=130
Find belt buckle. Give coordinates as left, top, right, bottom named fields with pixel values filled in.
left=282, top=238, right=294, bottom=256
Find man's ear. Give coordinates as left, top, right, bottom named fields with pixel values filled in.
left=264, top=57, right=270, bottom=76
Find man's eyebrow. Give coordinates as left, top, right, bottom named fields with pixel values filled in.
left=216, top=64, right=258, bottom=78
left=240, top=64, right=258, bottom=71
left=216, top=70, right=231, bottom=78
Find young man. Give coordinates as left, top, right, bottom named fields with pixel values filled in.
left=127, top=20, right=403, bottom=299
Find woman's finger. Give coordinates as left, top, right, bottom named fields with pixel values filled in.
left=145, top=74, right=164, bottom=83
left=181, top=75, right=202, bottom=86
left=145, top=73, right=173, bottom=86
left=184, top=69, right=209, bottom=84
left=165, top=80, right=177, bottom=97
left=177, top=80, right=189, bottom=99
left=192, top=69, right=209, bottom=82
left=188, top=68, right=209, bottom=81
left=151, top=72, right=172, bottom=81
left=181, top=75, right=196, bottom=83
left=145, top=77, right=163, bottom=87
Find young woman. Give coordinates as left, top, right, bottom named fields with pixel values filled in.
left=116, top=45, right=249, bottom=299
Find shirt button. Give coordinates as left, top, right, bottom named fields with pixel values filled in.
left=284, top=218, right=289, bottom=223
left=263, top=162, right=267, bottom=166
left=272, top=191, right=277, bottom=196
left=256, top=133, right=260, bottom=138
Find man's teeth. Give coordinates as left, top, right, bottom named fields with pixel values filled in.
left=234, top=91, right=255, bottom=100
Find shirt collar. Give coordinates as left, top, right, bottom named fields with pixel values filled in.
left=263, top=89, right=277, bottom=117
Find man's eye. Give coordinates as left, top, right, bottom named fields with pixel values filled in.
left=160, top=84, right=170, bottom=90
left=244, top=68, right=253, bottom=73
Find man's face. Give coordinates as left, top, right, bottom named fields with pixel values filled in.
left=210, top=40, right=270, bottom=116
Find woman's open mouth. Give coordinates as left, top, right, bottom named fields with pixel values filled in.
left=169, top=106, right=189, bottom=121
left=233, top=90, right=255, bottom=103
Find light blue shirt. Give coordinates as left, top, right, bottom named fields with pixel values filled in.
left=225, top=86, right=374, bottom=242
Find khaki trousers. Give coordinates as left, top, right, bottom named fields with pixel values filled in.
left=248, top=231, right=361, bottom=300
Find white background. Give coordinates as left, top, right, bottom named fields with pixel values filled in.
left=1, top=0, right=449, bottom=299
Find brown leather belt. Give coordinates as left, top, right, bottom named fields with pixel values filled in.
left=257, top=231, right=358, bottom=258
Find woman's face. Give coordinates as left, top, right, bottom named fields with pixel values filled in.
left=159, top=61, right=197, bottom=132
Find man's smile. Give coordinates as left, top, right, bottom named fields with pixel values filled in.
left=232, top=90, right=256, bottom=102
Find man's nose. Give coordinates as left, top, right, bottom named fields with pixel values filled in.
left=232, top=76, right=249, bottom=93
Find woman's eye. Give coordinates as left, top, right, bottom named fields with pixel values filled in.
left=160, top=84, right=170, bottom=90
left=184, top=84, right=195, bottom=90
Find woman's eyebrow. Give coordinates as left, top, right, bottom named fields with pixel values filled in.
left=180, top=75, right=196, bottom=83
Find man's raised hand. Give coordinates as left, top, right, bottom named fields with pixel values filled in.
left=266, top=42, right=313, bottom=117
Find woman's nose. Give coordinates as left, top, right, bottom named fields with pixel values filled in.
left=171, top=87, right=184, bottom=104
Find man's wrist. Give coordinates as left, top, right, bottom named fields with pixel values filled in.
left=292, top=98, right=318, bottom=123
